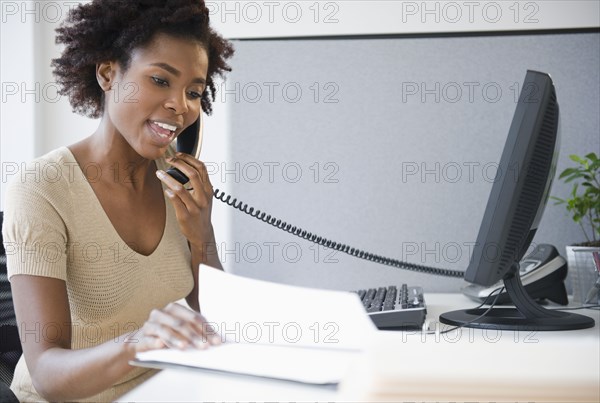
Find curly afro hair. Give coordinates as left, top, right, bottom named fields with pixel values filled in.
left=51, top=0, right=234, bottom=119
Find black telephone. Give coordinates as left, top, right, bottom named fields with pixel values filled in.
left=165, top=114, right=463, bottom=277
left=461, top=244, right=569, bottom=305
left=165, top=116, right=203, bottom=184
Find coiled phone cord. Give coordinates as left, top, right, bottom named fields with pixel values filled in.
left=214, top=189, right=465, bottom=278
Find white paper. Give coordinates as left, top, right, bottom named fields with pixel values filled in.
left=197, top=264, right=377, bottom=348
left=134, top=265, right=377, bottom=384
left=135, top=343, right=364, bottom=384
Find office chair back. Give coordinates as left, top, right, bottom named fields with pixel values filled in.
left=0, top=211, right=22, bottom=401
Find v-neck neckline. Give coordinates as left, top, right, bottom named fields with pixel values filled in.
left=62, top=146, right=169, bottom=259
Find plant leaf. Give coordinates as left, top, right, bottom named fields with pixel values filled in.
left=570, top=155, right=585, bottom=164
left=559, top=168, right=579, bottom=179
left=585, top=152, right=598, bottom=162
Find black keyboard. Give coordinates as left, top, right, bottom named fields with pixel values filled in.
left=353, top=284, right=427, bottom=330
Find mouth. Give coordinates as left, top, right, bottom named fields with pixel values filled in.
left=147, top=120, right=179, bottom=145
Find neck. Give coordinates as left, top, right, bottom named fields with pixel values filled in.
left=78, top=119, right=156, bottom=190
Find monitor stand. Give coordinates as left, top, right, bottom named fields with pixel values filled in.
left=440, top=263, right=595, bottom=331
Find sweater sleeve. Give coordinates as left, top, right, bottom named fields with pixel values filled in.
left=2, top=160, right=69, bottom=282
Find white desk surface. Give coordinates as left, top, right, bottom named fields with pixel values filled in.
left=120, top=293, right=600, bottom=402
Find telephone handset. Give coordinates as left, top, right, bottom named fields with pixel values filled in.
left=165, top=115, right=204, bottom=184
left=165, top=115, right=464, bottom=278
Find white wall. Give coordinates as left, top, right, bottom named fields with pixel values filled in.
left=0, top=2, right=113, bottom=210
left=1, top=9, right=36, bottom=206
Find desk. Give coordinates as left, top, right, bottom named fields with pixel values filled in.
left=120, top=293, right=600, bottom=402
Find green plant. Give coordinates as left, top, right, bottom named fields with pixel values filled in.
left=552, top=152, right=600, bottom=246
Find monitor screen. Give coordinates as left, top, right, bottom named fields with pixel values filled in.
left=439, top=70, right=594, bottom=331
left=466, top=70, right=560, bottom=287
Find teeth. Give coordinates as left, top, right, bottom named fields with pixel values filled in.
left=154, top=121, right=177, bottom=131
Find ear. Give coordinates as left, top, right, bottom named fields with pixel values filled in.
left=96, top=61, right=117, bottom=92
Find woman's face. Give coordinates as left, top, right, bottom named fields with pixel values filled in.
left=102, top=33, right=209, bottom=160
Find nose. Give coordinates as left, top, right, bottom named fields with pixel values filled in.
left=164, top=90, right=189, bottom=115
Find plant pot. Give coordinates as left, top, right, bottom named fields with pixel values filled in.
left=565, top=245, right=600, bottom=304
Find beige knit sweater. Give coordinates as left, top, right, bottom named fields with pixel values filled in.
left=2, top=147, right=194, bottom=401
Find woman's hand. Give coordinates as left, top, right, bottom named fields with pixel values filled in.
left=156, top=152, right=216, bottom=249
left=128, top=302, right=221, bottom=353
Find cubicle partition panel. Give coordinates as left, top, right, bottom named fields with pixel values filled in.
left=219, top=32, right=600, bottom=292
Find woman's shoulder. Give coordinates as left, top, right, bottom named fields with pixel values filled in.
left=4, top=147, right=80, bottom=207
left=35, top=146, right=77, bottom=169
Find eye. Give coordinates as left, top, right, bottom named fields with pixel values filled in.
left=151, top=76, right=168, bottom=86
left=187, top=91, right=202, bottom=100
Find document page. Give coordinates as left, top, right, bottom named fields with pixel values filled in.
left=133, top=265, right=377, bottom=384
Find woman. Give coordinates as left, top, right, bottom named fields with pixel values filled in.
left=1, top=0, right=234, bottom=400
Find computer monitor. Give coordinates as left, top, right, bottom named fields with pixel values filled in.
left=439, top=70, right=594, bottom=331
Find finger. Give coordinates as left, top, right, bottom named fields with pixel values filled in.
left=138, top=335, right=166, bottom=352
left=162, top=184, right=192, bottom=224
left=151, top=304, right=221, bottom=348
left=148, top=308, right=204, bottom=349
left=168, top=154, right=213, bottom=194
left=164, top=154, right=214, bottom=211
left=155, top=168, right=187, bottom=192
left=152, top=322, right=194, bottom=350
left=164, top=303, right=221, bottom=345
left=155, top=169, right=197, bottom=211
left=125, top=329, right=166, bottom=353
left=171, top=152, right=210, bottom=177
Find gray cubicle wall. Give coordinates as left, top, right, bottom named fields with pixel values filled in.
left=213, top=32, right=599, bottom=292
